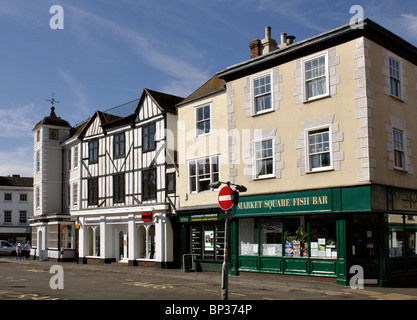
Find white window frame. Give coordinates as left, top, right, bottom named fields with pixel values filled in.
left=194, top=103, right=212, bottom=137
left=302, top=51, right=329, bottom=102
left=188, top=155, right=219, bottom=194
left=36, top=150, right=40, bottom=173
left=252, top=71, right=273, bottom=115
left=389, top=55, right=402, bottom=100
left=35, top=186, right=40, bottom=209
left=67, top=148, right=71, bottom=171
left=72, top=183, right=78, bottom=206
left=253, top=138, right=275, bottom=179
left=73, top=146, right=79, bottom=169
left=305, top=125, right=333, bottom=173
left=392, top=127, right=407, bottom=171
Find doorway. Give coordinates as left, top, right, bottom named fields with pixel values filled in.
left=350, top=214, right=379, bottom=284
left=118, top=231, right=128, bottom=262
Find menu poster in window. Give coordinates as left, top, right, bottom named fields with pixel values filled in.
left=204, top=230, right=214, bottom=251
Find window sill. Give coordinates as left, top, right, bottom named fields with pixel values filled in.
left=393, top=167, right=408, bottom=173
left=306, top=167, right=334, bottom=174
left=252, top=108, right=274, bottom=117
left=303, top=93, right=330, bottom=103
left=389, top=94, right=404, bottom=102
left=253, top=174, right=276, bottom=181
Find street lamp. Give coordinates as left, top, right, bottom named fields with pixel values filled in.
left=209, top=181, right=246, bottom=300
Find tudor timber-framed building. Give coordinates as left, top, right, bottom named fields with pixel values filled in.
left=31, top=89, right=182, bottom=267
left=214, top=19, right=417, bottom=286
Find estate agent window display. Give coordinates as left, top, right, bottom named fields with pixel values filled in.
left=238, top=214, right=337, bottom=259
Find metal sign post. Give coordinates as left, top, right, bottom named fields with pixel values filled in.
left=221, top=210, right=229, bottom=301
left=210, top=181, right=246, bottom=301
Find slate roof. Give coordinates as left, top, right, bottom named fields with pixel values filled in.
left=177, top=75, right=226, bottom=107
left=0, top=175, right=33, bottom=187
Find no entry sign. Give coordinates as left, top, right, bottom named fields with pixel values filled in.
left=218, top=186, right=234, bottom=211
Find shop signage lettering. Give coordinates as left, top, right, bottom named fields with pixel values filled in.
left=235, top=190, right=332, bottom=216
left=393, top=189, right=417, bottom=211
left=179, top=214, right=221, bottom=223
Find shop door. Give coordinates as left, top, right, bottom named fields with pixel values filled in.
left=351, top=214, right=379, bottom=284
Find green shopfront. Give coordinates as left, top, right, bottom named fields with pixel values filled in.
left=229, top=185, right=417, bottom=286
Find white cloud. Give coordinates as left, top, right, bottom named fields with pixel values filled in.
left=64, top=4, right=210, bottom=97
left=0, top=103, right=39, bottom=138
left=0, top=145, right=33, bottom=177
left=397, top=14, right=417, bottom=41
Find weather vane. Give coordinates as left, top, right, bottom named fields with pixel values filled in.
left=46, top=93, right=60, bottom=107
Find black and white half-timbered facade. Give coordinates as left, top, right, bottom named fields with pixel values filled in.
left=31, top=89, right=182, bottom=267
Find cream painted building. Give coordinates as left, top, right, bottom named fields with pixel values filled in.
left=176, top=75, right=229, bottom=268
left=215, top=19, right=417, bottom=286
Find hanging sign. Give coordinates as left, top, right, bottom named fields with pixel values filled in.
left=141, top=212, right=153, bottom=222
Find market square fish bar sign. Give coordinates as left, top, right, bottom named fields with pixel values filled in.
left=235, top=189, right=333, bottom=216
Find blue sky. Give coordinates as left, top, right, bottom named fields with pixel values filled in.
left=1, top=0, right=417, bottom=177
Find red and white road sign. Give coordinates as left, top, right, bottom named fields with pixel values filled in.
left=218, top=186, right=234, bottom=211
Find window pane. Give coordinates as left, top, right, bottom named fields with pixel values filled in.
left=310, top=215, right=336, bottom=259
left=239, top=218, right=258, bottom=255
left=389, top=214, right=404, bottom=257
left=261, top=217, right=282, bottom=256
left=283, top=216, right=308, bottom=257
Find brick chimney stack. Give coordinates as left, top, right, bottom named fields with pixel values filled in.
left=249, top=39, right=262, bottom=59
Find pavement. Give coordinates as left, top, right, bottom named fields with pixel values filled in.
left=1, top=256, right=417, bottom=301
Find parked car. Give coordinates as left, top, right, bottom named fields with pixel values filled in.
left=0, top=240, right=16, bottom=256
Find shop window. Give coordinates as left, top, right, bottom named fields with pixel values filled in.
left=261, top=217, right=282, bottom=256
left=138, top=226, right=146, bottom=258
left=137, top=225, right=156, bottom=260
left=60, top=225, right=73, bottom=249
left=48, top=224, right=58, bottom=249
left=239, top=218, right=258, bottom=256
left=283, top=216, right=308, bottom=257
left=31, top=227, right=37, bottom=248
left=389, top=214, right=417, bottom=258
left=309, top=215, right=337, bottom=259
left=87, top=226, right=100, bottom=256
left=191, top=224, right=224, bottom=261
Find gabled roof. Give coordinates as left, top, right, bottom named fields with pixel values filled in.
left=177, top=75, right=226, bottom=107
left=78, top=110, right=123, bottom=139
left=0, top=175, right=33, bottom=187
left=135, top=88, right=184, bottom=115
left=33, top=107, right=71, bottom=131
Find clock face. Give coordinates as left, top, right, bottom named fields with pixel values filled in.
left=49, top=129, right=59, bottom=140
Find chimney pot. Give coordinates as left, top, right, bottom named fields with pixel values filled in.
left=287, top=35, right=296, bottom=44
left=265, top=26, right=271, bottom=40
left=280, top=32, right=287, bottom=45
